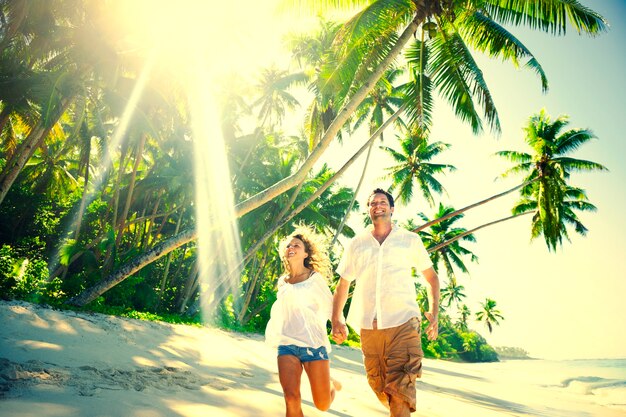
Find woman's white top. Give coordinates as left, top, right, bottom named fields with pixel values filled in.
left=264, top=271, right=332, bottom=351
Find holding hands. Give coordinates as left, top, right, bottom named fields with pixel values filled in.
left=331, top=320, right=348, bottom=344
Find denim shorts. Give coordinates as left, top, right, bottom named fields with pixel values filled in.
left=277, top=344, right=329, bottom=362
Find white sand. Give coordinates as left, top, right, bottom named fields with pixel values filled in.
left=0, top=301, right=623, bottom=417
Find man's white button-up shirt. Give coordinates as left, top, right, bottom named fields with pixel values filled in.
left=336, top=223, right=432, bottom=334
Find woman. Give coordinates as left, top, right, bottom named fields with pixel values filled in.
left=265, top=224, right=341, bottom=416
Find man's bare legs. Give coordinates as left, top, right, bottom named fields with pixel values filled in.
left=389, top=395, right=411, bottom=417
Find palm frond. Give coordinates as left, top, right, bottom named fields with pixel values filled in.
left=319, top=0, right=413, bottom=105
left=460, top=10, right=548, bottom=91
left=404, top=38, right=434, bottom=130
left=494, top=150, right=532, bottom=163
left=554, top=128, right=596, bottom=154
left=552, top=157, right=608, bottom=173
left=429, top=31, right=484, bottom=134
left=483, top=0, right=609, bottom=36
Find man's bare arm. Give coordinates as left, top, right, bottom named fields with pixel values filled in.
left=331, top=278, right=350, bottom=344
left=422, top=267, right=440, bottom=341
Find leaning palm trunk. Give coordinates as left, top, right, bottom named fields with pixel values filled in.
left=67, top=228, right=197, bottom=306
left=427, top=211, right=534, bottom=253
left=176, top=261, right=200, bottom=313
left=331, top=139, right=375, bottom=247
left=413, top=180, right=536, bottom=233
left=270, top=179, right=307, bottom=234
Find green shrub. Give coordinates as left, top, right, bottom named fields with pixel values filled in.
left=0, top=244, right=55, bottom=302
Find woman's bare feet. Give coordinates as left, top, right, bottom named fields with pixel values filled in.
left=331, top=377, right=342, bottom=392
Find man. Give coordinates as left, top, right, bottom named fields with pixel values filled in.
left=331, top=188, right=440, bottom=417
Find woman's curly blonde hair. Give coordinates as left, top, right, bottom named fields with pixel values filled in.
left=280, top=223, right=332, bottom=281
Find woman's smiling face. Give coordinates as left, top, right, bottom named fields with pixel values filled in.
left=284, top=237, right=308, bottom=264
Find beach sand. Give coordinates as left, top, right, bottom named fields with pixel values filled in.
left=0, top=300, right=623, bottom=417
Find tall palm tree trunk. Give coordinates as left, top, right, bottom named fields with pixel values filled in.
left=413, top=180, right=535, bottom=233
left=176, top=261, right=200, bottom=314
left=236, top=247, right=270, bottom=323
left=0, top=107, right=11, bottom=140
left=73, top=137, right=92, bottom=241
left=102, top=143, right=130, bottom=273
left=427, top=211, right=534, bottom=253
left=57, top=149, right=92, bottom=282
left=115, top=133, right=146, bottom=248
left=331, top=139, right=375, bottom=247
left=158, top=207, right=185, bottom=303
left=0, top=97, right=72, bottom=205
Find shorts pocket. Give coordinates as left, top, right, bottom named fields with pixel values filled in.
left=405, top=346, right=423, bottom=380
left=363, top=353, right=384, bottom=394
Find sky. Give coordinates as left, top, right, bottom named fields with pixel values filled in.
left=197, top=0, right=626, bottom=360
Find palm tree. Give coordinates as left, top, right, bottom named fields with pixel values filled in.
left=351, top=66, right=406, bottom=137
left=253, top=67, right=308, bottom=129
left=0, top=0, right=124, bottom=206
left=412, top=109, right=608, bottom=252
left=303, top=0, right=605, bottom=137
left=19, top=127, right=80, bottom=198
left=382, top=129, right=455, bottom=206
left=246, top=0, right=605, bottom=218
left=69, top=0, right=609, bottom=305
left=497, top=109, right=608, bottom=250
left=286, top=19, right=342, bottom=149
left=512, top=184, right=598, bottom=248
left=416, top=203, right=478, bottom=279
left=440, top=277, right=466, bottom=309
left=475, top=298, right=504, bottom=334
left=457, top=304, right=471, bottom=331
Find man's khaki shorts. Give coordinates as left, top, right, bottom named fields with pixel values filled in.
left=360, top=317, right=423, bottom=411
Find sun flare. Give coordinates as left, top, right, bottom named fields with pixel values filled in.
left=104, top=1, right=250, bottom=323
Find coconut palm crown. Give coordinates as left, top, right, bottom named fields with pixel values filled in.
left=497, top=109, right=608, bottom=250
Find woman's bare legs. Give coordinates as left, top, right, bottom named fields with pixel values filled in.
left=278, top=355, right=304, bottom=417
left=303, top=359, right=338, bottom=411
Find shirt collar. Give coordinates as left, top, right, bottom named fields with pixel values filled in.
left=367, top=221, right=398, bottom=233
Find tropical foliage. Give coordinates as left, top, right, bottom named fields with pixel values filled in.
left=0, top=0, right=609, bottom=363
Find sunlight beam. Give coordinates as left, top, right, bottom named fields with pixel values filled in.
left=187, top=62, right=243, bottom=327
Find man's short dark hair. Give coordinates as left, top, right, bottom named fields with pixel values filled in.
left=368, top=188, right=394, bottom=208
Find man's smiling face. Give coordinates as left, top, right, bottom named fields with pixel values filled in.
left=368, top=193, right=393, bottom=221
